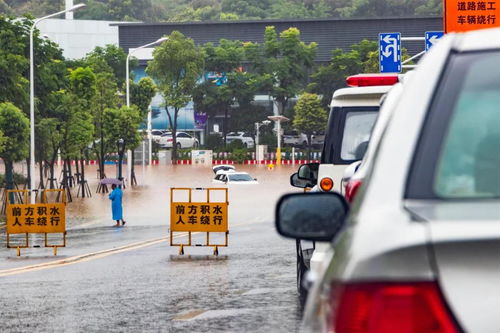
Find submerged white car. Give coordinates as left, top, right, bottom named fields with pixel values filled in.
left=213, top=171, right=258, bottom=184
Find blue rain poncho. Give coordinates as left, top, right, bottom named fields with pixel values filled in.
left=108, top=187, right=123, bottom=220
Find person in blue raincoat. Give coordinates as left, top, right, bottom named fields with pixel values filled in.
left=109, top=184, right=126, bottom=226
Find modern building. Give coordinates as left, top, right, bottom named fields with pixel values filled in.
left=114, top=16, right=442, bottom=135
left=37, top=18, right=119, bottom=59
left=115, top=16, right=443, bottom=63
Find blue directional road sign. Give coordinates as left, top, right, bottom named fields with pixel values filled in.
left=379, top=33, right=401, bottom=73
left=425, top=31, right=444, bottom=51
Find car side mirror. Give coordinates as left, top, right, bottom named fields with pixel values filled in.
left=290, top=173, right=314, bottom=189
left=297, top=162, right=319, bottom=183
left=276, top=192, right=348, bottom=242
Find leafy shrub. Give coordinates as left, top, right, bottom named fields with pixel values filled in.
left=230, top=148, right=248, bottom=163
left=205, top=134, right=223, bottom=150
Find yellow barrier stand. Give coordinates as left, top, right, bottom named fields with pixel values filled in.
left=5, top=189, right=67, bottom=256
left=170, top=188, right=229, bottom=256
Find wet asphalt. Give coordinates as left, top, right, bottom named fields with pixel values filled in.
left=0, top=164, right=303, bottom=332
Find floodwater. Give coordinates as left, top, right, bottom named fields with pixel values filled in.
left=0, top=163, right=305, bottom=332
left=62, top=164, right=300, bottom=228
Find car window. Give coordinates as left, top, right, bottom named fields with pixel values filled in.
left=435, top=52, right=500, bottom=198
left=177, top=133, right=188, bottom=138
left=228, top=174, right=254, bottom=182
left=340, top=111, right=378, bottom=161
left=243, top=133, right=252, bottom=137
left=407, top=50, right=500, bottom=199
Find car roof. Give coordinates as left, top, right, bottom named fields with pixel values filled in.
left=453, top=27, right=500, bottom=52
left=331, top=85, right=392, bottom=107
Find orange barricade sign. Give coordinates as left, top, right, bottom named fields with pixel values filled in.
left=5, top=189, right=67, bottom=256
left=170, top=188, right=229, bottom=255
left=6, top=203, right=65, bottom=234
left=445, top=0, right=500, bottom=33
left=171, top=202, right=228, bottom=233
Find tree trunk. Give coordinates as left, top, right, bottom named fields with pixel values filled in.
left=38, top=160, right=45, bottom=190
left=80, top=152, right=86, bottom=198
left=67, top=158, right=73, bottom=187
left=223, top=106, right=228, bottom=148
left=307, top=134, right=312, bottom=160
left=166, top=108, right=178, bottom=163
left=5, top=160, right=14, bottom=190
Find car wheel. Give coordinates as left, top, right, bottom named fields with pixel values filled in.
left=176, top=142, right=181, bottom=149
left=296, top=240, right=308, bottom=306
left=193, top=141, right=199, bottom=148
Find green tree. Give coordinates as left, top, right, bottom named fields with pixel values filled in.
left=194, top=39, right=248, bottom=144
left=85, top=44, right=132, bottom=89
left=250, top=26, right=317, bottom=116
left=0, top=16, right=29, bottom=110
left=129, top=77, right=156, bottom=182
left=35, top=117, right=61, bottom=189
left=104, top=106, right=143, bottom=152
left=293, top=93, right=328, bottom=152
left=146, top=31, right=204, bottom=161
left=130, top=77, right=157, bottom=119
left=0, top=103, right=29, bottom=190
left=103, top=105, right=143, bottom=181
left=92, top=71, right=119, bottom=179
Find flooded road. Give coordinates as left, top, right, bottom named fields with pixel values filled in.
left=0, top=164, right=304, bottom=332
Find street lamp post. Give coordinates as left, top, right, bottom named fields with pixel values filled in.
left=268, top=115, right=289, bottom=166
left=125, top=37, right=167, bottom=181
left=29, top=3, right=86, bottom=204
left=117, top=138, right=125, bottom=185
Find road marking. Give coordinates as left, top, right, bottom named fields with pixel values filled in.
left=0, top=237, right=168, bottom=277
left=173, top=310, right=207, bottom=320
left=0, top=218, right=270, bottom=277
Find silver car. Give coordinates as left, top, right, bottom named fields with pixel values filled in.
left=276, top=27, right=500, bottom=332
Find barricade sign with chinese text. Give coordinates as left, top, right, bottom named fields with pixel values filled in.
left=170, top=188, right=228, bottom=255
left=445, top=0, right=500, bottom=32
left=5, top=189, right=67, bottom=256
left=7, top=203, right=65, bottom=234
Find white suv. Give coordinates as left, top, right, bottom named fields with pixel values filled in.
left=278, top=28, right=500, bottom=332
left=225, top=132, right=255, bottom=148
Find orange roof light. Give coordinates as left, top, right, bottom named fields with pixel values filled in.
left=346, top=74, right=399, bottom=87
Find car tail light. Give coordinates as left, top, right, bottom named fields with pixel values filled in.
left=167, top=138, right=173, bottom=142
left=346, top=74, right=399, bottom=87
left=320, top=177, right=334, bottom=191
left=329, top=282, right=459, bottom=333
left=345, top=179, right=362, bottom=203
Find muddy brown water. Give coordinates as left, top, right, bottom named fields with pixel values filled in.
left=60, top=164, right=301, bottom=228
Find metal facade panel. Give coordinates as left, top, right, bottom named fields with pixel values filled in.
left=118, top=17, right=442, bottom=62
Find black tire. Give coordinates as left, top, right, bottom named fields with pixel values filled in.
left=176, top=142, right=181, bottom=149
left=296, top=240, right=308, bottom=306
left=193, top=141, right=199, bottom=148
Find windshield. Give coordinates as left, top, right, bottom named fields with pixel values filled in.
left=322, top=107, right=378, bottom=164
left=341, top=111, right=378, bottom=160
left=228, top=174, right=254, bottom=182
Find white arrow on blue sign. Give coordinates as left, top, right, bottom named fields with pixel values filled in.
left=425, top=31, right=444, bottom=51
left=379, top=33, right=401, bottom=73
